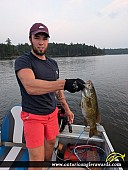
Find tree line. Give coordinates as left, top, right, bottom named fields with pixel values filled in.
left=104, top=48, right=128, bottom=55
left=0, top=38, right=104, bottom=59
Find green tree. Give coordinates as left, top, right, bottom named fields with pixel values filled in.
left=5, top=38, right=12, bottom=46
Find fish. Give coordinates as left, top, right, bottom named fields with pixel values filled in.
left=80, top=80, right=101, bottom=137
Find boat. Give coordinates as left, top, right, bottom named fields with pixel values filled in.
left=0, top=105, right=123, bottom=170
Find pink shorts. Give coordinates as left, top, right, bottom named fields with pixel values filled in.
left=21, top=107, right=59, bottom=148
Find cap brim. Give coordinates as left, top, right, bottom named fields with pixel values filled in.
left=32, top=30, right=50, bottom=37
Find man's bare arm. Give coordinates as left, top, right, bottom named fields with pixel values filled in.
left=55, top=90, right=70, bottom=112
left=55, top=90, right=74, bottom=123
left=17, top=68, right=65, bottom=95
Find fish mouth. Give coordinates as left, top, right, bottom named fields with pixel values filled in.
left=83, top=86, right=88, bottom=90
left=83, top=84, right=91, bottom=91
left=82, top=87, right=91, bottom=98
left=85, top=81, right=93, bottom=90
left=82, top=80, right=94, bottom=97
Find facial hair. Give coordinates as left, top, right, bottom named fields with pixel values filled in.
left=31, top=42, right=47, bottom=56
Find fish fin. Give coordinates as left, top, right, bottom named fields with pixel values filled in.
left=84, top=118, right=88, bottom=126
left=89, top=127, right=97, bottom=138
left=96, top=112, right=101, bottom=123
left=81, top=101, right=84, bottom=108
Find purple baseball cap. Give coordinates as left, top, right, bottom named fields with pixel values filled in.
left=29, top=23, right=50, bottom=37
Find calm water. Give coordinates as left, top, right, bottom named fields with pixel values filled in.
left=0, top=54, right=128, bottom=160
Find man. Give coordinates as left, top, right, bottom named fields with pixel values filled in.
left=15, top=23, right=85, bottom=170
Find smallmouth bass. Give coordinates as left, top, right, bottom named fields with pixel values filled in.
left=81, top=80, right=101, bottom=137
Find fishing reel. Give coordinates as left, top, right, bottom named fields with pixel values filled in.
left=57, top=103, right=72, bottom=133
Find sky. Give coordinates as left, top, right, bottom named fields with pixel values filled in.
left=0, top=0, right=128, bottom=49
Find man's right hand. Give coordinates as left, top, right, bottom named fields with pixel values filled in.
left=64, top=78, right=85, bottom=93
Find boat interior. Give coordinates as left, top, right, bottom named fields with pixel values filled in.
left=0, top=106, right=123, bottom=170
left=52, top=124, right=107, bottom=162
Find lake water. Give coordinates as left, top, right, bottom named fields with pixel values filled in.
left=0, top=54, right=128, bottom=161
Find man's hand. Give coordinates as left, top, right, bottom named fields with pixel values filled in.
left=64, top=78, right=85, bottom=93
left=65, top=110, right=74, bottom=124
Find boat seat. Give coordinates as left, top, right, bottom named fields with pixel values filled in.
left=0, top=106, right=29, bottom=170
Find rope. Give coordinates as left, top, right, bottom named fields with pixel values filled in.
left=54, top=130, right=107, bottom=170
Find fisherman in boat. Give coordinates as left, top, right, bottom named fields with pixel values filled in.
left=14, top=22, right=85, bottom=170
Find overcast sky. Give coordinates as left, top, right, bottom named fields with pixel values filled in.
left=0, top=0, right=128, bottom=48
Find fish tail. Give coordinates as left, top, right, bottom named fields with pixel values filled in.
left=89, top=127, right=97, bottom=138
